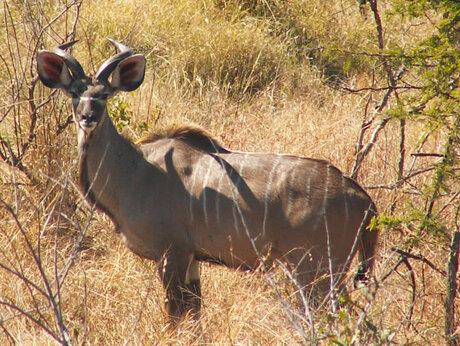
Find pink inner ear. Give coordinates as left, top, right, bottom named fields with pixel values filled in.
left=41, top=54, right=64, bottom=83
left=119, top=60, right=141, bottom=85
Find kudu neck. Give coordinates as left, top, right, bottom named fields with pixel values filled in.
left=77, top=110, right=144, bottom=222
left=77, top=109, right=142, bottom=170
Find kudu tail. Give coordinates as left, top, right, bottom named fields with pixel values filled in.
left=354, top=203, right=378, bottom=288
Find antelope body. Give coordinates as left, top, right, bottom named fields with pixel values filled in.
left=37, top=40, right=378, bottom=324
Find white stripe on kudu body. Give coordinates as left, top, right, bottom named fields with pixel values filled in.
left=263, top=156, right=283, bottom=236
left=316, top=163, right=332, bottom=231
left=37, top=39, right=379, bottom=326
left=342, top=174, right=350, bottom=228
left=302, top=161, right=314, bottom=222
left=231, top=153, right=251, bottom=235
left=214, top=169, right=225, bottom=225
left=202, top=164, right=213, bottom=226
left=285, top=158, right=302, bottom=219
left=188, top=158, right=200, bottom=222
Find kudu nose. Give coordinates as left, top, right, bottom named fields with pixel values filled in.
left=81, top=112, right=96, bottom=125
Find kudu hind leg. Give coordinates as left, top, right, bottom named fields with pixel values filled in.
left=286, top=251, right=330, bottom=308
left=184, top=257, right=201, bottom=318
left=290, top=249, right=348, bottom=310
left=296, top=265, right=348, bottom=308
left=354, top=225, right=378, bottom=287
left=158, top=251, right=201, bottom=324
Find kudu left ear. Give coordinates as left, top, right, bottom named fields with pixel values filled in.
left=37, top=51, right=73, bottom=90
left=110, top=55, right=146, bottom=92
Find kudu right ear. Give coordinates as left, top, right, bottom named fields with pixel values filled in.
left=37, top=51, right=73, bottom=91
left=110, top=54, right=146, bottom=92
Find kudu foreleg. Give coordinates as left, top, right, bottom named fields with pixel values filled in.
left=158, top=250, right=201, bottom=325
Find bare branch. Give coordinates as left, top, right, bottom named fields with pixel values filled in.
left=378, top=251, right=417, bottom=329
left=349, top=0, right=408, bottom=180
left=391, top=248, right=447, bottom=277
left=342, top=84, right=422, bottom=93
left=445, top=224, right=459, bottom=345
left=350, top=67, right=406, bottom=180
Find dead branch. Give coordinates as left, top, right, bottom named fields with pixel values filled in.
left=445, top=220, right=459, bottom=345
left=0, top=0, right=81, bottom=187
left=342, top=84, right=422, bottom=93
left=411, top=153, right=445, bottom=158
left=379, top=250, right=417, bottom=329
left=350, top=68, right=405, bottom=180
left=0, top=198, right=72, bottom=345
left=365, top=164, right=439, bottom=191
left=349, top=0, right=407, bottom=180
left=391, top=248, right=447, bottom=277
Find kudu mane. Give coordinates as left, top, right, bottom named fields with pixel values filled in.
left=139, top=125, right=229, bottom=154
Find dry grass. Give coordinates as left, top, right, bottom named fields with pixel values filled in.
left=0, top=0, right=457, bottom=344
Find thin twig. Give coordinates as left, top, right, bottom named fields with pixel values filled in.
left=391, top=248, right=447, bottom=277
left=365, top=164, right=439, bottom=191
left=342, top=84, right=421, bottom=93
left=444, top=209, right=459, bottom=345
left=349, top=0, right=407, bottom=180
left=378, top=251, right=416, bottom=329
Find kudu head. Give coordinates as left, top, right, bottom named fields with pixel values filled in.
left=37, top=39, right=146, bottom=138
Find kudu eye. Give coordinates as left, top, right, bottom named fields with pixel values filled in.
left=91, top=91, right=109, bottom=101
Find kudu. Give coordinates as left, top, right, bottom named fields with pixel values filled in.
left=37, top=39, right=378, bottom=324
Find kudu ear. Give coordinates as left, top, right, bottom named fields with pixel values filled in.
left=110, top=54, right=146, bottom=92
left=37, top=51, right=73, bottom=91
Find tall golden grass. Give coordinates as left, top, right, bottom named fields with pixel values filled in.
left=0, top=0, right=457, bottom=344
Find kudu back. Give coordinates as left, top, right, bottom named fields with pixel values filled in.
left=37, top=39, right=378, bottom=324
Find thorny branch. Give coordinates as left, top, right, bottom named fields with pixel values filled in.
left=0, top=1, right=84, bottom=344
left=0, top=0, right=82, bottom=184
